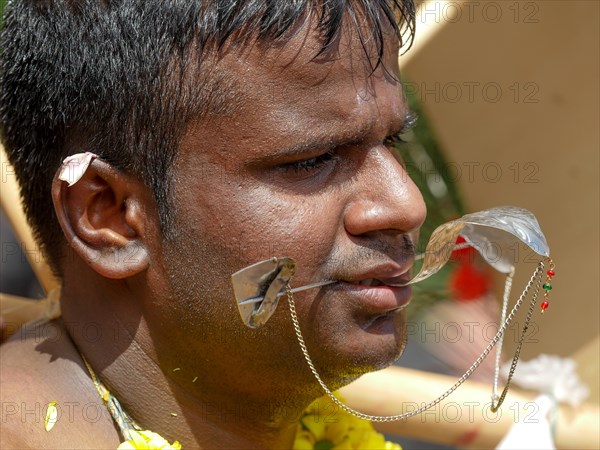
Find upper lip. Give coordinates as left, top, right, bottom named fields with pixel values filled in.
left=337, top=261, right=414, bottom=286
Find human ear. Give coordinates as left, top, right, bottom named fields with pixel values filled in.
left=51, top=157, right=150, bottom=278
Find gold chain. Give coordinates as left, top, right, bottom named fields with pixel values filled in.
left=80, top=354, right=140, bottom=440
left=286, top=260, right=545, bottom=422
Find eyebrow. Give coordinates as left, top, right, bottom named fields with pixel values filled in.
left=258, top=107, right=419, bottom=162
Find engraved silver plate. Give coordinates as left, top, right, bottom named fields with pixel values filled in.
left=231, top=257, right=296, bottom=328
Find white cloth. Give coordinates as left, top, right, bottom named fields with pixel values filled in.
left=502, top=354, right=589, bottom=407
left=496, top=394, right=555, bottom=450
left=496, top=355, right=590, bottom=449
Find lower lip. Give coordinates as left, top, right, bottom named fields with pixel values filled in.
left=332, top=282, right=413, bottom=315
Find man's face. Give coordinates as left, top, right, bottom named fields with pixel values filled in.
left=149, top=23, right=426, bottom=400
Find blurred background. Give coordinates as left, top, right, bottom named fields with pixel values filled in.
left=391, top=1, right=599, bottom=447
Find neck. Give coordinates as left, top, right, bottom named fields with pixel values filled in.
left=61, top=285, right=307, bottom=449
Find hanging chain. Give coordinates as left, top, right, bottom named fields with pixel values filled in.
left=491, top=262, right=544, bottom=412
left=492, top=266, right=515, bottom=403
left=286, top=261, right=545, bottom=422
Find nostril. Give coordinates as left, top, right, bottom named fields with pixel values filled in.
left=343, top=186, right=426, bottom=238
left=342, top=147, right=426, bottom=237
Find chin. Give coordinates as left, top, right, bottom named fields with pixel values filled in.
left=314, top=310, right=408, bottom=384
left=358, top=310, right=408, bottom=370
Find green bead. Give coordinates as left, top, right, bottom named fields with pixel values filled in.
left=543, top=283, right=553, bottom=291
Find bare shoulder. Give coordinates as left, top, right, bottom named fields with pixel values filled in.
left=0, top=319, right=121, bottom=449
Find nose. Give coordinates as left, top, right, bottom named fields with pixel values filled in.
left=343, top=147, right=426, bottom=238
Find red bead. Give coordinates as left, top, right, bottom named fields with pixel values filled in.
left=547, top=269, right=555, bottom=277
left=541, top=301, right=549, bottom=312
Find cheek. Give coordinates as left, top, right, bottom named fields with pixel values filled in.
left=167, top=166, right=347, bottom=339
left=197, top=182, right=343, bottom=282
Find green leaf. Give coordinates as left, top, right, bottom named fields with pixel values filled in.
left=314, top=440, right=335, bottom=450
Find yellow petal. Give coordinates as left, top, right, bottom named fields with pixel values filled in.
left=293, top=435, right=316, bottom=450
left=301, top=415, right=327, bottom=439
left=354, top=430, right=389, bottom=450
left=324, top=421, right=350, bottom=445
left=147, top=436, right=171, bottom=448
left=304, top=395, right=334, bottom=416
left=45, top=401, right=58, bottom=432
left=332, top=435, right=354, bottom=449
left=118, top=430, right=182, bottom=449
left=128, top=430, right=149, bottom=448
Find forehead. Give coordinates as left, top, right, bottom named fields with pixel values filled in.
left=181, top=20, right=406, bottom=160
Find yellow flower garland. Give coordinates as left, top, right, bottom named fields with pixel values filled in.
left=45, top=392, right=400, bottom=449
left=293, top=393, right=402, bottom=450
left=58, top=356, right=400, bottom=449
left=112, top=393, right=400, bottom=450
left=117, top=430, right=181, bottom=450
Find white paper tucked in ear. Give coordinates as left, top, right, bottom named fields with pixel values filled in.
left=58, top=152, right=97, bottom=186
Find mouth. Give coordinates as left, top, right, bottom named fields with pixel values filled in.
left=356, top=278, right=385, bottom=286
left=355, top=277, right=408, bottom=287
left=330, top=271, right=413, bottom=319
left=330, top=280, right=412, bottom=333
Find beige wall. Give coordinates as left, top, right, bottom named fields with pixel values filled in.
left=403, top=0, right=599, bottom=359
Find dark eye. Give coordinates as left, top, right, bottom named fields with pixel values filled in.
left=383, top=133, right=408, bottom=148
left=383, top=133, right=408, bottom=169
left=281, top=150, right=336, bottom=173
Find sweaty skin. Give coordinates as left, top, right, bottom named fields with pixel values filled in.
left=0, top=19, right=425, bottom=450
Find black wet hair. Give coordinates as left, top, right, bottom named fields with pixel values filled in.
left=0, top=0, right=415, bottom=275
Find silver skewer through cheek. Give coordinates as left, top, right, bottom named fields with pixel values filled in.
left=237, top=279, right=337, bottom=306
left=231, top=202, right=548, bottom=328
left=230, top=242, right=476, bottom=328
left=231, top=257, right=343, bottom=328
